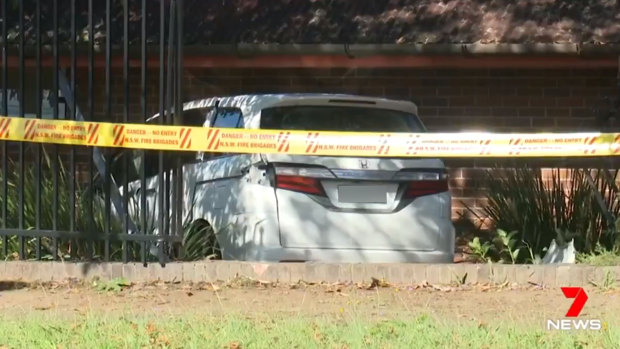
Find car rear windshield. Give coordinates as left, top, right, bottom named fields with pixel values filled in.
left=260, top=106, right=422, bottom=132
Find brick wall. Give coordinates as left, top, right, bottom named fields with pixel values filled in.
left=82, top=66, right=619, bottom=222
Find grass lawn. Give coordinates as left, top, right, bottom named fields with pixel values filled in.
left=0, top=313, right=618, bottom=349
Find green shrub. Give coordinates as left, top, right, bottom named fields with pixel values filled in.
left=0, top=146, right=220, bottom=261
left=0, top=147, right=129, bottom=260
left=466, top=167, right=620, bottom=263
left=576, top=244, right=620, bottom=266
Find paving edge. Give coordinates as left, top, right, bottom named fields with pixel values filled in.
left=1, top=262, right=619, bottom=287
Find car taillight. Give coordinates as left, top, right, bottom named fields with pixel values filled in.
left=272, top=166, right=334, bottom=196
left=403, top=179, right=449, bottom=199
left=275, top=175, right=325, bottom=196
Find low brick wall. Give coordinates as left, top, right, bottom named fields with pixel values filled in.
left=2, top=261, right=619, bottom=287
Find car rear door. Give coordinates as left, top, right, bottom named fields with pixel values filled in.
left=260, top=101, right=451, bottom=251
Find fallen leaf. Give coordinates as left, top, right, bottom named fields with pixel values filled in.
left=156, top=334, right=170, bottom=346
left=313, top=329, right=323, bottom=342
left=367, top=277, right=390, bottom=290
left=146, top=323, right=157, bottom=334
left=225, top=341, right=242, bottom=349
left=34, top=305, right=52, bottom=311
left=419, top=280, right=431, bottom=288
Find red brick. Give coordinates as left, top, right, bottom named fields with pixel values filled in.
left=555, top=118, right=594, bottom=129
left=518, top=108, right=546, bottom=117
left=448, top=170, right=465, bottom=180
left=462, top=87, right=491, bottom=97
left=570, top=108, right=595, bottom=118
left=491, top=107, right=518, bottom=117
left=435, top=108, right=462, bottom=117
left=571, top=87, right=606, bottom=97
left=584, top=78, right=615, bottom=87
left=418, top=97, right=449, bottom=107
left=409, top=86, right=437, bottom=98
left=522, top=78, right=558, bottom=87
left=418, top=107, right=438, bottom=117
left=475, top=198, right=489, bottom=208
left=384, top=87, right=411, bottom=99
left=454, top=198, right=477, bottom=209
left=436, top=86, right=463, bottom=96
left=546, top=108, right=571, bottom=118
left=503, top=117, right=532, bottom=127
left=529, top=97, right=555, bottom=107
left=556, top=97, right=585, bottom=107
left=502, top=96, right=532, bottom=107
left=450, top=96, right=473, bottom=107
left=473, top=97, right=498, bottom=107
left=242, top=77, right=291, bottom=87
left=516, top=87, right=544, bottom=96
left=532, top=118, right=557, bottom=128
left=490, top=86, right=517, bottom=96
left=544, top=88, right=571, bottom=97
left=463, top=107, right=492, bottom=117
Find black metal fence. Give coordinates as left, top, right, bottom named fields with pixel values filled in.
left=0, top=0, right=185, bottom=265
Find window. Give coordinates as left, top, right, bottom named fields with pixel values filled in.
left=203, top=108, right=244, bottom=160
left=212, top=108, right=244, bottom=128
left=146, top=107, right=212, bottom=126
left=140, top=107, right=214, bottom=178
left=181, top=108, right=212, bottom=127
left=260, top=106, right=422, bottom=133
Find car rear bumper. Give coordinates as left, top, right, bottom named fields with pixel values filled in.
left=225, top=215, right=455, bottom=263
left=272, top=248, right=454, bottom=263
left=217, top=204, right=455, bottom=263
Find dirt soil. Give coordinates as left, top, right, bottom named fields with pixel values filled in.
left=1, top=279, right=619, bottom=326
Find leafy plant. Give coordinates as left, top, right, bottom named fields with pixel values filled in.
left=0, top=145, right=222, bottom=262
left=92, top=277, right=132, bottom=292
left=0, top=146, right=124, bottom=260
left=182, top=218, right=220, bottom=261
left=452, top=272, right=468, bottom=286
left=466, top=167, right=620, bottom=263
left=493, top=229, right=521, bottom=264
left=523, top=242, right=544, bottom=264
left=468, top=237, right=493, bottom=263
left=589, top=270, right=617, bottom=292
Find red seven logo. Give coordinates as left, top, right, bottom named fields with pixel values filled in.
left=561, top=287, right=588, bottom=317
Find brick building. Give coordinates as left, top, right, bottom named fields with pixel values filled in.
left=3, top=0, right=620, bottom=221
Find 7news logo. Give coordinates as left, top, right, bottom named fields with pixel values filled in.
left=546, top=287, right=602, bottom=331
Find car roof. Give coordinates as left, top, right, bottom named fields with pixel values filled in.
left=147, top=93, right=418, bottom=123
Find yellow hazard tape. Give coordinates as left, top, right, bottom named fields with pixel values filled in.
left=1, top=115, right=620, bottom=157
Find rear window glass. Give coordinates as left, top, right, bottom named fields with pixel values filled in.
left=260, top=106, right=422, bottom=132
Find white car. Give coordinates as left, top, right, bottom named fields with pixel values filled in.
left=131, top=94, right=455, bottom=263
